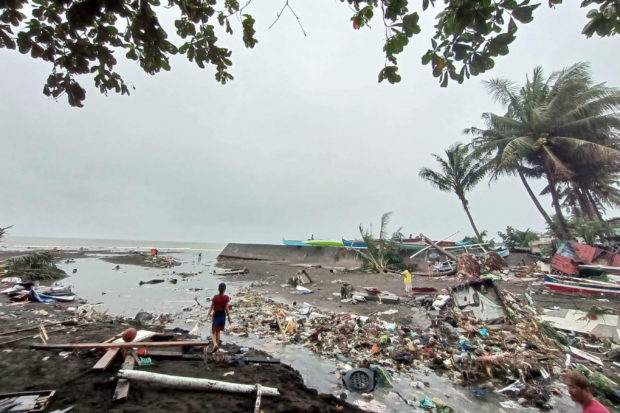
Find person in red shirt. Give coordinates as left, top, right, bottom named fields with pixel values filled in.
left=207, top=282, right=231, bottom=353
left=565, top=370, right=610, bottom=413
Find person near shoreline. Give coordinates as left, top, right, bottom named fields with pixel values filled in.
left=564, top=370, right=610, bottom=413
left=207, top=282, right=232, bottom=353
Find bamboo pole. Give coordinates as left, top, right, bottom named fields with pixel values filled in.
left=0, top=327, right=66, bottom=346
left=117, top=370, right=280, bottom=396
left=31, top=340, right=209, bottom=350
left=419, top=233, right=458, bottom=261
left=0, top=321, right=64, bottom=337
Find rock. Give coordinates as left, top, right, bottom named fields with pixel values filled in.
left=134, top=311, right=154, bottom=325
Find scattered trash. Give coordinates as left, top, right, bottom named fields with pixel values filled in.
left=294, top=285, right=312, bottom=295
left=418, top=395, right=435, bottom=409
left=342, top=369, right=376, bottom=393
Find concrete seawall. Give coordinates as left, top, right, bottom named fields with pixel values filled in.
left=217, top=243, right=362, bottom=268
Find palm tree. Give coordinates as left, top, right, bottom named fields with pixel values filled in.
left=470, top=62, right=620, bottom=239
left=419, top=143, right=487, bottom=239
left=0, top=226, right=10, bottom=242
left=356, top=212, right=403, bottom=273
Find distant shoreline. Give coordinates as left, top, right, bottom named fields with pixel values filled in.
left=1, top=235, right=226, bottom=252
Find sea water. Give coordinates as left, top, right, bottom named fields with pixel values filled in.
left=2, top=235, right=225, bottom=252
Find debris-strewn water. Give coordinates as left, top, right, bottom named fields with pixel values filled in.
left=43, top=250, right=577, bottom=413
left=55, top=251, right=241, bottom=317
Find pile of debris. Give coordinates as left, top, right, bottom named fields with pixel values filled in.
left=144, top=255, right=180, bottom=268
left=1, top=277, right=76, bottom=303
left=228, top=281, right=618, bottom=410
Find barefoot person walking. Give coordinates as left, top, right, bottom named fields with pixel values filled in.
left=207, top=283, right=232, bottom=353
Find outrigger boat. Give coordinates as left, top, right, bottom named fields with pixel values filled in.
left=544, top=274, right=620, bottom=295
left=304, top=239, right=344, bottom=247
left=282, top=239, right=310, bottom=247
left=342, top=238, right=366, bottom=248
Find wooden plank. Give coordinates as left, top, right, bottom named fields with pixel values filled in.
left=92, top=349, right=121, bottom=371
left=92, top=331, right=158, bottom=371
left=141, top=349, right=184, bottom=359
left=112, top=354, right=135, bottom=402
left=32, top=340, right=209, bottom=350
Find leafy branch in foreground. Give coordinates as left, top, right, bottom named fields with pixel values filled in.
left=0, top=0, right=617, bottom=106
left=2, top=252, right=67, bottom=281
left=354, top=212, right=403, bottom=273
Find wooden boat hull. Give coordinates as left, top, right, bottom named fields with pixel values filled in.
left=544, top=275, right=620, bottom=295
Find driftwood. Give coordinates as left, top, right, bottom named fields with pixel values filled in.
left=32, top=340, right=209, bottom=350
left=0, top=321, right=66, bottom=337
left=0, top=327, right=66, bottom=346
left=117, top=370, right=280, bottom=396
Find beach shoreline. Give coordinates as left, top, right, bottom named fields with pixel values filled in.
left=2, top=244, right=619, bottom=412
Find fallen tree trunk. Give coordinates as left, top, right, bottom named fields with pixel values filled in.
left=117, top=370, right=280, bottom=396
left=31, top=340, right=209, bottom=350
left=419, top=233, right=458, bottom=261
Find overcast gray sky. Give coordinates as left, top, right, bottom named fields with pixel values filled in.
left=1, top=1, right=619, bottom=244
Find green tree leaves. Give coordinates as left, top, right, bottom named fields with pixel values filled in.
left=0, top=0, right=618, bottom=106
left=582, top=0, right=620, bottom=37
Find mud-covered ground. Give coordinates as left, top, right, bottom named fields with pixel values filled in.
left=216, top=254, right=616, bottom=321
left=0, top=297, right=359, bottom=413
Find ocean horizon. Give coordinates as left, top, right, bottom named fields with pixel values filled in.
left=1, top=235, right=226, bottom=252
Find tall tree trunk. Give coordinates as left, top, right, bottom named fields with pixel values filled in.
left=517, top=167, right=555, bottom=229
left=544, top=168, right=572, bottom=239
left=574, top=183, right=595, bottom=220
left=459, top=195, right=481, bottom=240
left=585, top=189, right=606, bottom=223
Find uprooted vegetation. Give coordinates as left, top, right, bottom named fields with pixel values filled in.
left=2, top=252, right=67, bottom=281
left=355, top=212, right=403, bottom=273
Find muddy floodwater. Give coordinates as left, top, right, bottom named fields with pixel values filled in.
left=54, top=252, right=578, bottom=413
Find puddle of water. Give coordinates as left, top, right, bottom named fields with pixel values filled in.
left=56, top=251, right=243, bottom=317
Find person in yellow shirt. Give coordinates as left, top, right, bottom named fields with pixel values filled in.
left=402, top=270, right=412, bottom=295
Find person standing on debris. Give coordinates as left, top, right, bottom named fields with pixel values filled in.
left=197, top=251, right=202, bottom=264
left=207, top=282, right=231, bottom=353
left=402, top=269, right=412, bottom=294
left=565, top=370, right=610, bottom=413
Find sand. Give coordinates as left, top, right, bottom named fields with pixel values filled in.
left=0, top=297, right=359, bottom=412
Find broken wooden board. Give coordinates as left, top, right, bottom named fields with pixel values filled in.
left=92, top=330, right=158, bottom=371
left=0, top=390, right=55, bottom=412
left=113, top=354, right=135, bottom=402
